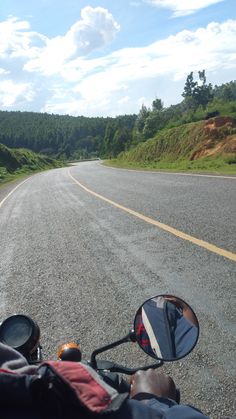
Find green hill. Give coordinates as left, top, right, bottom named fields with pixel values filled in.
left=0, top=143, right=63, bottom=183
left=113, top=117, right=236, bottom=173
left=0, top=111, right=136, bottom=160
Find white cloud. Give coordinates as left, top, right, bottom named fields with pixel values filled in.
left=145, top=0, right=225, bottom=17
left=24, top=6, right=120, bottom=75
left=58, top=19, right=236, bottom=107
left=0, top=16, right=46, bottom=59
left=0, top=68, right=9, bottom=75
left=118, top=96, right=130, bottom=104
left=0, top=80, right=34, bottom=107
left=0, top=11, right=236, bottom=116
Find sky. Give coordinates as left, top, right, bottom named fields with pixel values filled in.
left=0, top=0, right=236, bottom=117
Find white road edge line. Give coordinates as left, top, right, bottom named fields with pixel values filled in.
left=101, top=163, right=236, bottom=180
left=0, top=178, right=30, bottom=209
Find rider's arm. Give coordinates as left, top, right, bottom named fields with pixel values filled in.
left=164, top=296, right=198, bottom=326
left=127, top=370, right=209, bottom=419
left=125, top=399, right=209, bottom=419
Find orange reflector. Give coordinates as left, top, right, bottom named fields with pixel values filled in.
left=57, top=342, right=81, bottom=360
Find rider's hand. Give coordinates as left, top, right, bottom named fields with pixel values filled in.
left=130, top=370, right=177, bottom=401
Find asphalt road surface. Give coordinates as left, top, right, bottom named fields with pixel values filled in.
left=0, top=161, right=235, bottom=418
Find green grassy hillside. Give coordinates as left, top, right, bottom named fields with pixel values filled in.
left=111, top=117, right=236, bottom=173
left=0, top=143, right=63, bottom=184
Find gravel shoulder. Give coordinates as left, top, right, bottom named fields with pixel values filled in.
left=0, top=173, right=41, bottom=204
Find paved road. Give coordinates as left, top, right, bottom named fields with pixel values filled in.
left=0, top=162, right=235, bottom=418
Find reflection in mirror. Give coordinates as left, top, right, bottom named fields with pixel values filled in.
left=134, top=295, right=199, bottom=361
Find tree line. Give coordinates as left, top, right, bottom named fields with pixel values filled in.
left=134, top=72, right=236, bottom=141
left=0, top=112, right=136, bottom=159
left=0, top=73, right=235, bottom=159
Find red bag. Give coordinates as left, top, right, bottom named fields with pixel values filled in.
left=37, top=361, right=128, bottom=414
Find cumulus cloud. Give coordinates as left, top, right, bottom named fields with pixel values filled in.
left=0, top=10, right=236, bottom=116
left=24, top=6, right=120, bottom=75
left=0, top=79, right=34, bottom=107
left=60, top=19, right=236, bottom=105
left=145, top=0, right=225, bottom=17
left=0, top=7, right=120, bottom=109
left=0, top=68, right=9, bottom=75
left=0, top=16, right=46, bottom=59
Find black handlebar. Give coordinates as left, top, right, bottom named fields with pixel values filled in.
left=96, top=359, right=163, bottom=375
left=90, top=334, right=131, bottom=369
left=99, top=371, right=131, bottom=393
left=90, top=331, right=163, bottom=375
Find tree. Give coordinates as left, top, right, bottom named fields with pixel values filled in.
left=143, top=111, right=165, bottom=139
left=198, top=70, right=206, bottom=85
left=152, top=98, right=163, bottom=111
left=193, top=84, right=213, bottom=108
left=135, top=104, right=150, bottom=133
left=101, top=122, right=116, bottom=157
left=193, top=70, right=213, bottom=108
left=213, top=81, right=236, bottom=101
left=182, top=72, right=197, bottom=100
left=182, top=70, right=213, bottom=109
left=113, top=127, right=131, bottom=156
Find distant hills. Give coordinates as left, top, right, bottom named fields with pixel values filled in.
left=0, top=111, right=136, bottom=160
left=0, top=76, right=236, bottom=174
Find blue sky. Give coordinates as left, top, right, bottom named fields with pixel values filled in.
left=0, top=0, right=236, bottom=116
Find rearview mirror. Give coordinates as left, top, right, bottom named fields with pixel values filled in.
left=134, top=294, right=199, bottom=361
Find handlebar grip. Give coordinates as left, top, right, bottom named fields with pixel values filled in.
left=96, top=360, right=163, bottom=375
left=117, top=376, right=131, bottom=393
left=99, top=371, right=130, bottom=393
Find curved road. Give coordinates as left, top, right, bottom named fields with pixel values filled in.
left=0, top=161, right=235, bottom=417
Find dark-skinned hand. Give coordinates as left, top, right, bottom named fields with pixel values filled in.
left=130, top=369, right=177, bottom=401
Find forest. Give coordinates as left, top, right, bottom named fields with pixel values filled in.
left=0, top=112, right=136, bottom=160
left=0, top=72, right=236, bottom=160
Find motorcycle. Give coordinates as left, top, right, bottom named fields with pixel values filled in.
left=0, top=294, right=199, bottom=400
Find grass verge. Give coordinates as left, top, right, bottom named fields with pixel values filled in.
left=0, top=143, right=66, bottom=187
left=103, top=156, right=236, bottom=175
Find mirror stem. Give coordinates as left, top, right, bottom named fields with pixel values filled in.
left=90, top=333, right=131, bottom=369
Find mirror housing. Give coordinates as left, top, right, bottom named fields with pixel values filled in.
left=133, top=294, right=199, bottom=362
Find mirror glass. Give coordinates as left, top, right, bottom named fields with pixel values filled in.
left=134, top=295, right=199, bottom=361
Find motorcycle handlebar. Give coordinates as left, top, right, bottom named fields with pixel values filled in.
left=95, top=359, right=163, bottom=375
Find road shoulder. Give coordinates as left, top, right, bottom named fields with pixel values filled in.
left=0, top=175, right=34, bottom=205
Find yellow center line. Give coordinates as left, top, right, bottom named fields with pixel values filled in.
left=68, top=170, right=236, bottom=263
